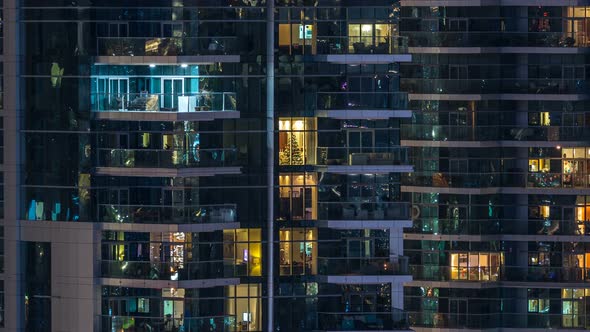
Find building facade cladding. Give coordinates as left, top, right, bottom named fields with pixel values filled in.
left=2, top=0, right=411, bottom=331
left=399, top=1, right=590, bottom=331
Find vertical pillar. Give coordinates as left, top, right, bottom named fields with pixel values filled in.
left=266, top=0, right=275, bottom=331
left=4, top=0, right=23, bottom=330
left=390, top=226, right=408, bottom=310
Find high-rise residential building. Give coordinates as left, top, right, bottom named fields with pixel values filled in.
left=2, top=1, right=412, bottom=331
left=400, top=1, right=590, bottom=330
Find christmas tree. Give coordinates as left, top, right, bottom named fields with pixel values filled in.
left=279, top=133, right=304, bottom=165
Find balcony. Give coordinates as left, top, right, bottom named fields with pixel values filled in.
left=317, top=36, right=409, bottom=55
left=95, top=148, right=242, bottom=177
left=317, top=147, right=412, bottom=174
left=101, top=259, right=235, bottom=282
left=101, top=315, right=236, bottom=332
left=403, top=171, right=515, bottom=189
left=410, top=264, right=590, bottom=284
left=98, top=204, right=237, bottom=232
left=97, top=36, right=239, bottom=57
left=314, top=36, right=411, bottom=64
left=317, top=202, right=411, bottom=229
left=317, top=256, right=411, bottom=284
left=404, top=171, right=590, bottom=191
left=403, top=78, right=589, bottom=96
left=92, top=92, right=239, bottom=122
left=407, top=311, right=578, bottom=330
left=317, top=310, right=411, bottom=331
left=316, top=92, right=410, bottom=119
left=402, top=124, right=590, bottom=143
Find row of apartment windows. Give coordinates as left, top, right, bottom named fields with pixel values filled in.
left=409, top=286, right=590, bottom=329
left=102, top=229, right=391, bottom=279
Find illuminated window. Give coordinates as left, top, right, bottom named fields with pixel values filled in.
left=279, top=228, right=317, bottom=276
left=450, top=252, right=503, bottom=281
left=565, top=7, right=590, bottom=46
left=528, top=299, right=550, bottom=313
left=540, top=205, right=550, bottom=218
left=278, top=118, right=317, bottom=165
left=562, top=288, right=585, bottom=327
left=278, top=173, right=317, bottom=221
left=562, top=147, right=589, bottom=188
left=226, top=284, right=262, bottom=331
left=162, top=288, right=184, bottom=328
left=529, top=159, right=550, bottom=172
left=348, top=23, right=394, bottom=53
left=278, top=23, right=316, bottom=55
left=223, top=229, right=262, bottom=277
left=576, top=196, right=590, bottom=235
left=137, top=298, right=149, bottom=313
left=529, top=252, right=550, bottom=266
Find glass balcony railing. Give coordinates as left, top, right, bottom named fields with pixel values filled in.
left=406, top=171, right=590, bottom=189
left=402, top=124, right=590, bottom=142
left=318, top=309, right=410, bottom=331
left=97, top=36, right=238, bottom=56
left=318, top=256, right=409, bottom=276
left=407, top=312, right=586, bottom=330
left=98, top=203, right=236, bottom=224
left=101, top=315, right=236, bottom=332
left=101, top=259, right=235, bottom=280
left=315, top=35, right=409, bottom=54
left=318, top=201, right=410, bottom=220
left=402, top=78, right=589, bottom=95
left=91, top=92, right=237, bottom=113
left=403, top=172, right=516, bottom=188
left=97, top=148, right=239, bottom=168
left=316, top=92, right=408, bottom=111
left=410, top=265, right=590, bottom=283
left=405, top=31, right=589, bottom=48
left=317, top=147, right=409, bottom=166
left=408, top=217, right=590, bottom=237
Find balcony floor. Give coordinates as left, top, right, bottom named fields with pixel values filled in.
left=94, top=55, right=241, bottom=65
left=319, top=165, right=413, bottom=174
left=100, top=221, right=240, bottom=233
left=317, top=275, right=412, bottom=284
left=317, top=109, right=412, bottom=119
left=95, top=166, right=242, bottom=177
left=94, top=110, right=240, bottom=122
left=318, top=219, right=412, bottom=230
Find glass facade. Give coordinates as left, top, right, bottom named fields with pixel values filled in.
left=401, top=3, right=590, bottom=330
left=4, top=1, right=412, bottom=331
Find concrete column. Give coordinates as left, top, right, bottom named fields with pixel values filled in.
left=4, top=0, right=23, bottom=330
left=389, top=226, right=404, bottom=262
left=390, top=226, right=408, bottom=310
left=19, top=221, right=99, bottom=332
